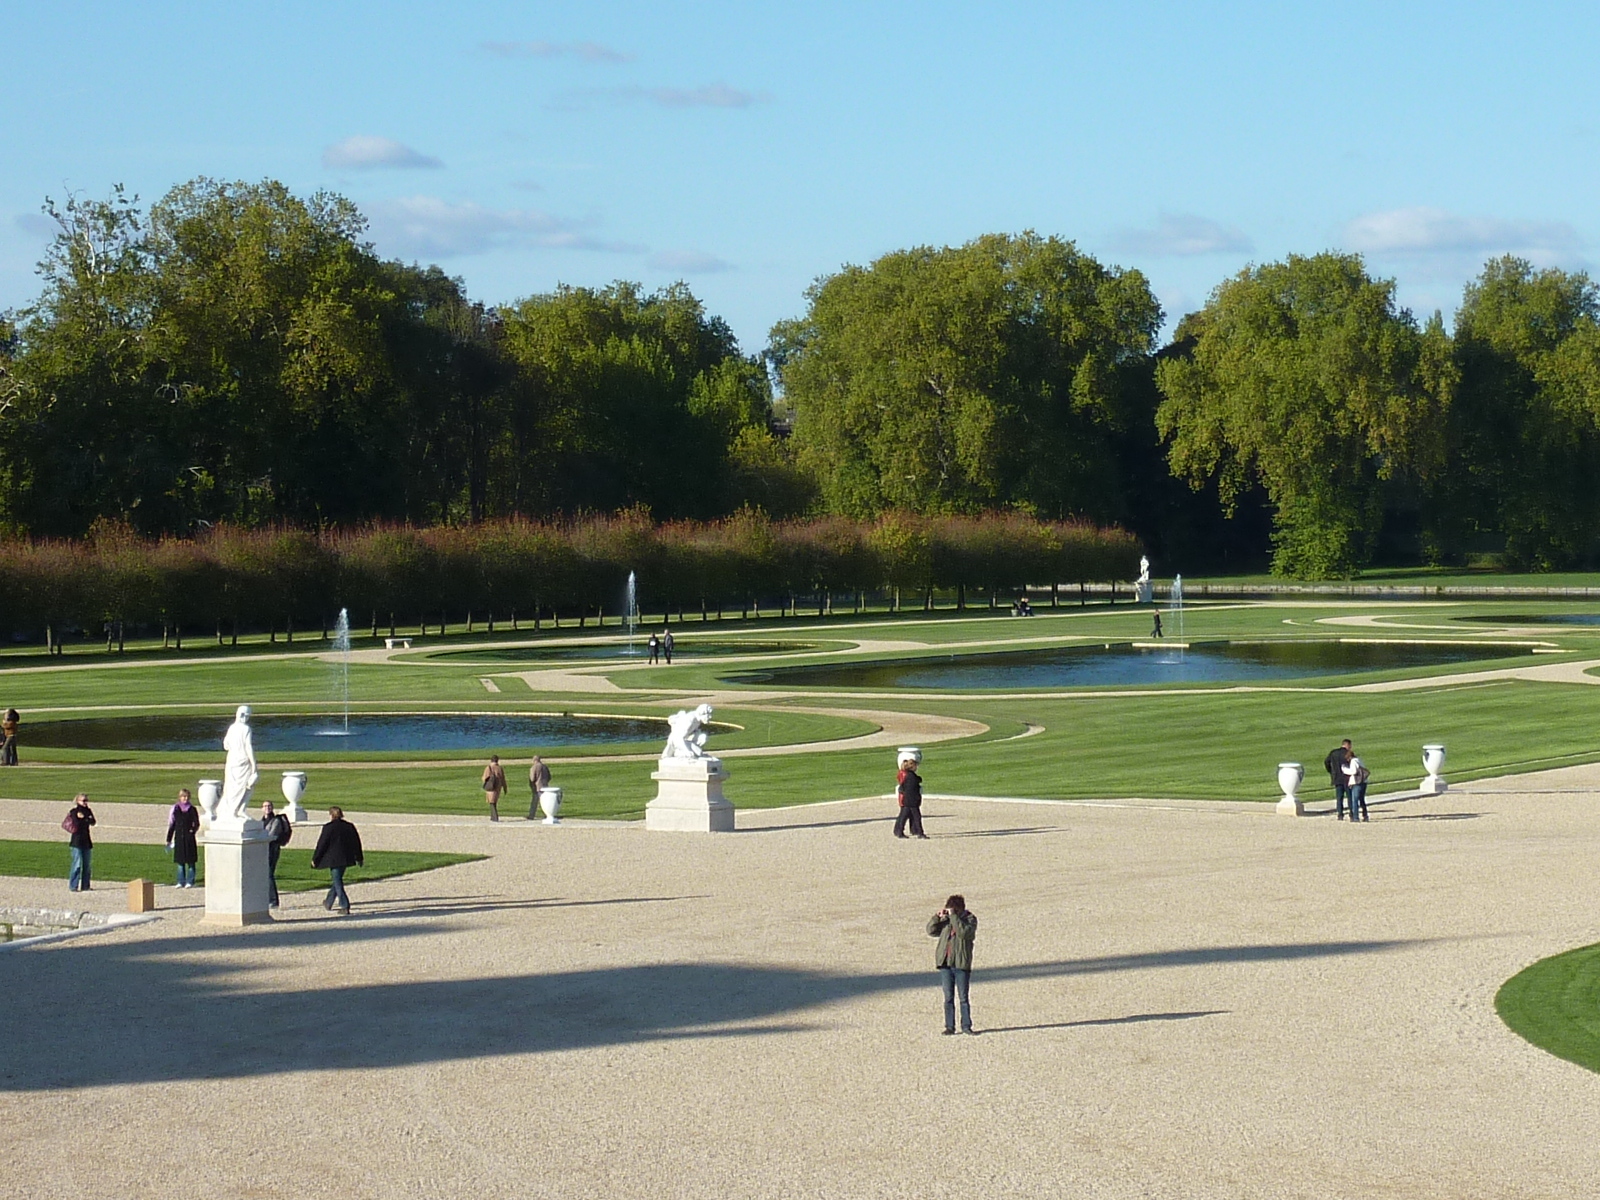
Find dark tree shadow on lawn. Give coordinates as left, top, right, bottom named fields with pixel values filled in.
left=0, top=932, right=1422, bottom=1091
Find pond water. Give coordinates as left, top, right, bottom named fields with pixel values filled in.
left=25, top=713, right=666, bottom=753
left=723, top=640, right=1536, bottom=690
left=433, top=640, right=825, bottom=662
left=1454, top=613, right=1600, bottom=626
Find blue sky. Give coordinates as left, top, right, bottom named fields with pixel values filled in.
left=4, top=1, right=1599, bottom=351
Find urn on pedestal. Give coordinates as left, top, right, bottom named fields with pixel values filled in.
left=1276, top=762, right=1305, bottom=816
left=280, top=771, right=309, bottom=822
left=1421, top=744, right=1447, bottom=794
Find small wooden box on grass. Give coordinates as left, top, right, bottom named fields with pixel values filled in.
left=127, top=879, right=155, bottom=913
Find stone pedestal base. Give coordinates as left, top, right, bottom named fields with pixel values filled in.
left=1276, top=795, right=1305, bottom=816
left=202, top=820, right=273, bottom=925
left=646, top=757, right=734, bottom=832
left=1135, top=582, right=1154, bottom=604
left=1421, top=775, right=1448, bottom=794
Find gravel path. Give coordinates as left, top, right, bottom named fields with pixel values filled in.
left=3, top=769, right=1599, bottom=1198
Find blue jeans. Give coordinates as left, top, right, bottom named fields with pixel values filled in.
left=940, top=966, right=972, bottom=1032
left=267, top=843, right=281, bottom=906
left=1334, top=782, right=1348, bottom=819
left=1348, top=782, right=1369, bottom=821
left=176, top=862, right=195, bottom=887
left=325, top=866, right=349, bottom=912
left=69, top=846, right=92, bottom=890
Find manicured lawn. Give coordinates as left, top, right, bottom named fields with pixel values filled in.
left=0, top=839, right=484, bottom=892
left=1496, top=944, right=1600, bottom=1074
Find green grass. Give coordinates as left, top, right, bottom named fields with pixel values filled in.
left=0, top=839, right=483, bottom=892
left=1496, top=944, right=1600, bottom=1073
left=4, top=599, right=1600, bottom=816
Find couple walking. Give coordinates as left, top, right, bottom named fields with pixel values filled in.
left=481, top=755, right=552, bottom=822
left=1323, top=739, right=1371, bottom=821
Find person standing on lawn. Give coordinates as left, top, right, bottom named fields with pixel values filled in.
left=928, top=894, right=978, bottom=1034
left=662, top=629, right=675, bottom=663
left=64, top=793, right=95, bottom=891
left=481, top=754, right=507, bottom=822
left=1, top=708, right=19, bottom=765
left=261, top=798, right=292, bottom=908
left=311, top=806, right=363, bottom=915
left=166, top=788, right=201, bottom=888
left=526, top=755, right=551, bottom=820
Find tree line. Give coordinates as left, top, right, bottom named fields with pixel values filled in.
left=2, top=512, right=1140, bottom=650
left=4, top=178, right=1600, bottom=576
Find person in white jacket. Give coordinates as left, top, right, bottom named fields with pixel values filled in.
left=1342, top=751, right=1370, bottom=822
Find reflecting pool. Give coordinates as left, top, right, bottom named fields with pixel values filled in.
left=432, top=640, right=827, bottom=662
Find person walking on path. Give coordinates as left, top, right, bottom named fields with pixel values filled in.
left=311, top=806, right=363, bottom=915
left=166, top=788, right=201, bottom=888
left=526, top=755, right=552, bottom=820
left=662, top=629, right=674, bottom=663
left=1324, top=739, right=1352, bottom=820
left=647, top=633, right=660, bottom=664
left=1343, top=749, right=1371, bottom=822
left=928, top=895, right=978, bottom=1034
left=64, top=793, right=95, bottom=891
left=894, top=760, right=927, bottom=839
left=482, top=755, right=508, bottom=822
left=1, top=708, right=18, bottom=765
left=1151, top=609, right=1164, bottom=638
left=261, top=798, right=292, bottom=908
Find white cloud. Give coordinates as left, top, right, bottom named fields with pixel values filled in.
left=553, top=83, right=770, bottom=111
left=367, top=196, right=642, bottom=258
left=12, top=213, right=57, bottom=238
left=1341, top=207, right=1582, bottom=260
left=648, top=249, right=734, bottom=274
left=1112, top=213, right=1252, bottom=257
left=480, top=40, right=631, bottom=63
left=322, top=136, right=443, bottom=171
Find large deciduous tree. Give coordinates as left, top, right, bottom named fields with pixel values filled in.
left=771, top=232, right=1162, bottom=520
left=1155, top=253, right=1453, bottom=578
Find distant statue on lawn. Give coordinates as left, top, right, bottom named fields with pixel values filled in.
left=1136, top=556, right=1151, bottom=586
left=212, top=705, right=260, bottom=824
left=663, top=704, right=716, bottom=760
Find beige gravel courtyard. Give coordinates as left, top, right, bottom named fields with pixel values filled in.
left=3, top=768, right=1599, bottom=1200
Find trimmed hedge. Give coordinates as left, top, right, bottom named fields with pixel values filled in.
left=0, top=512, right=1141, bottom=646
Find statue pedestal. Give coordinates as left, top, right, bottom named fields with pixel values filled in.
left=646, top=757, right=734, bottom=833
left=1134, top=581, right=1153, bottom=604
left=202, top=819, right=273, bottom=925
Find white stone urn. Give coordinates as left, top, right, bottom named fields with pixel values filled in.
left=1421, top=744, right=1447, bottom=794
left=539, top=786, right=563, bottom=825
left=197, top=779, right=222, bottom=828
left=1276, top=762, right=1305, bottom=816
left=280, top=771, right=309, bottom=822
left=897, top=746, right=923, bottom=769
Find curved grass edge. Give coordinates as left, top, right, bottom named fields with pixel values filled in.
left=1495, top=942, right=1600, bottom=1073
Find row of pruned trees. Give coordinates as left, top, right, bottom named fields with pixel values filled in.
left=0, top=512, right=1141, bottom=650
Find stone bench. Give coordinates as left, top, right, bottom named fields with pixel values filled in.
left=384, top=637, right=413, bottom=650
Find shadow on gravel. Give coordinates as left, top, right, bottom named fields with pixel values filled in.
left=980, top=1010, right=1229, bottom=1034
left=0, top=934, right=1419, bottom=1090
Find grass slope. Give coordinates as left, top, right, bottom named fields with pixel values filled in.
left=1495, top=944, right=1600, bottom=1074
left=0, top=839, right=483, bottom=892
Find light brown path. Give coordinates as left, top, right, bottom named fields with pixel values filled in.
left=5, top=765, right=1600, bottom=1198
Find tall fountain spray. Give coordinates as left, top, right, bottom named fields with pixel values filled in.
left=333, top=607, right=352, bottom=732
left=624, top=571, right=639, bottom=655
left=1170, top=575, right=1185, bottom=655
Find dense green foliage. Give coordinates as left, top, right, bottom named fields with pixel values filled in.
left=773, top=233, right=1162, bottom=520
left=1495, top=943, right=1600, bottom=1075
left=0, top=511, right=1140, bottom=644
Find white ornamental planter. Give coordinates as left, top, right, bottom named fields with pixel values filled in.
left=198, top=778, right=223, bottom=827
left=539, top=786, right=563, bottom=825
left=1421, top=744, right=1447, bottom=794
left=897, top=746, right=922, bottom=769
left=1276, top=762, right=1305, bottom=816
left=280, top=771, right=309, bottom=822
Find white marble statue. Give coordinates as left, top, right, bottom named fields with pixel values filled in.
left=1136, top=555, right=1151, bottom=585
left=212, top=705, right=260, bottom=824
left=662, top=704, right=715, bottom=760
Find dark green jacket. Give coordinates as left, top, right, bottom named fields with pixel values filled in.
left=928, top=908, right=977, bottom=970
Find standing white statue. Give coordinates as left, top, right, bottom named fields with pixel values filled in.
left=212, top=705, right=260, bottom=824
left=1136, top=555, right=1151, bottom=586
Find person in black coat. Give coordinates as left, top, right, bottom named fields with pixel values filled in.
left=894, top=763, right=927, bottom=839
left=311, top=806, right=364, bottom=915
left=260, top=798, right=292, bottom=909
left=65, top=793, right=95, bottom=891
left=165, top=788, right=201, bottom=888
left=1324, top=739, right=1352, bottom=820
